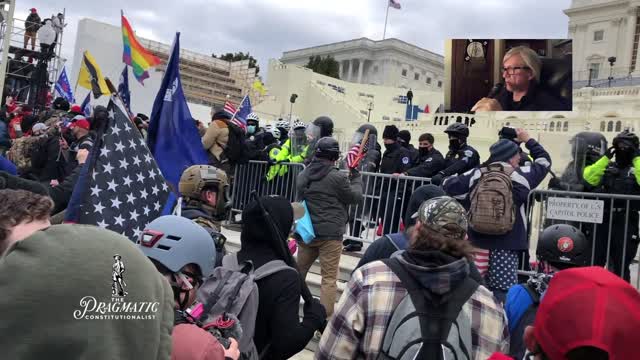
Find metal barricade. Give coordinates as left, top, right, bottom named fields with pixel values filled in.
left=228, top=160, right=305, bottom=220
left=527, top=189, right=640, bottom=287
left=343, top=172, right=432, bottom=245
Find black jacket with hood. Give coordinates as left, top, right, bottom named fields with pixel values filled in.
left=296, top=158, right=363, bottom=241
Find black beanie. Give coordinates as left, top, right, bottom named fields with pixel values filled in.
left=398, top=130, right=411, bottom=145
left=404, top=185, right=446, bottom=229
left=240, top=196, right=293, bottom=247
left=383, top=125, right=400, bottom=140
left=212, top=110, right=232, bottom=121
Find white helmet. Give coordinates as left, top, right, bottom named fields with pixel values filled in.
left=247, top=113, right=260, bottom=122
left=276, top=120, right=290, bottom=130
left=293, top=120, right=306, bottom=130
left=269, top=128, right=281, bottom=140
left=265, top=124, right=273, bottom=132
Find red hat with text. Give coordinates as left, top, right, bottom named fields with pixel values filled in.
left=69, top=115, right=90, bottom=131
left=533, top=266, right=640, bottom=360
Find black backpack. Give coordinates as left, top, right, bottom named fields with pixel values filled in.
left=224, top=121, right=249, bottom=166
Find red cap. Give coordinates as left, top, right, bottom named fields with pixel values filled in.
left=70, top=118, right=90, bottom=131
left=30, top=8, right=36, bottom=12
left=69, top=104, right=82, bottom=114
left=533, top=267, right=640, bottom=360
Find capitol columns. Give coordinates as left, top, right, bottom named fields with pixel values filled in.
left=339, top=61, right=344, bottom=80
left=357, top=58, right=365, bottom=83
left=625, top=6, right=637, bottom=72
left=348, top=59, right=354, bottom=82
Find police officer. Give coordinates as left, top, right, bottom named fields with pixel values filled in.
left=380, top=125, right=412, bottom=174
left=405, top=132, right=445, bottom=178
left=245, top=112, right=265, bottom=160
left=342, top=124, right=381, bottom=252
left=275, top=119, right=290, bottom=146
left=549, top=132, right=607, bottom=192
left=178, top=165, right=229, bottom=267
left=380, top=125, right=413, bottom=234
left=431, top=123, right=480, bottom=185
left=583, top=130, right=640, bottom=281
left=304, top=116, right=334, bottom=165
left=398, top=130, right=419, bottom=165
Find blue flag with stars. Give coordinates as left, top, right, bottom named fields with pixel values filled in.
left=117, top=65, right=131, bottom=115
left=55, top=66, right=74, bottom=103
left=231, top=95, right=251, bottom=130
left=64, top=98, right=171, bottom=241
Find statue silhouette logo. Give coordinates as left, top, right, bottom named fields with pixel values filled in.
left=112, top=254, right=128, bottom=297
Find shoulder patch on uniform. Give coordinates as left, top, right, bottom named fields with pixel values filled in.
left=425, top=157, right=433, bottom=162
left=402, top=157, right=409, bottom=164
left=464, top=150, right=473, bottom=158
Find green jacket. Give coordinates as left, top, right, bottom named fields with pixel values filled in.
left=583, top=155, right=640, bottom=187
left=0, top=225, right=174, bottom=360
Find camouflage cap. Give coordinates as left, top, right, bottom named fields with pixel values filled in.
left=412, top=196, right=468, bottom=241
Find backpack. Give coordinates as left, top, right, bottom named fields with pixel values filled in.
left=468, top=163, right=516, bottom=235
left=196, top=253, right=295, bottom=360
left=224, top=121, right=249, bottom=166
left=7, top=135, right=44, bottom=174
left=378, top=258, right=480, bottom=360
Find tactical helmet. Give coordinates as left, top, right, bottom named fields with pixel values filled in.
left=413, top=196, right=468, bottom=241
left=357, top=123, right=378, bottom=136
left=247, top=113, right=260, bottom=123
left=613, top=130, right=640, bottom=150
left=269, top=128, right=281, bottom=140
left=292, top=120, right=306, bottom=130
left=312, top=116, right=334, bottom=137
left=179, top=165, right=228, bottom=201
left=276, top=119, right=290, bottom=130
left=138, top=215, right=216, bottom=277
left=315, top=137, right=340, bottom=160
left=537, top=224, right=591, bottom=268
left=570, top=132, right=607, bottom=163
left=444, top=123, right=470, bottom=138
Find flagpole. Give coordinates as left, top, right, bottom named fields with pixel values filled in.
left=230, top=94, right=247, bottom=122
left=383, top=3, right=390, bottom=40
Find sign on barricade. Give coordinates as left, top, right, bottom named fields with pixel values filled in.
left=546, top=197, right=604, bottom=224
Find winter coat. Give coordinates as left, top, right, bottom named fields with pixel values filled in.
left=24, top=13, right=41, bottom=33
left=37, top=21, right=55, bottom=45
left=202, top=120, right=228, bottom=162
left=296, top=158, right=363, bottom=240
left=406, top=147, right=446, bottom=178
left=443, top=139, right=551, bottom=250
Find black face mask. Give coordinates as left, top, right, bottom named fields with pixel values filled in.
left=419, top=147, right=431, bottom=157
left=615, top=149, right=634, bottom=167
left=384, top=142, right=398, bottom=152
left=449, top=139, right=462, bottom=150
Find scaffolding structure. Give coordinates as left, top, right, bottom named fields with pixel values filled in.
left=0, top=1, right=65, bottom=113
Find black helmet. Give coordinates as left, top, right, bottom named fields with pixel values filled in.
left=613, top=130, right=640, bottom=150
left=357, top=123, right=378, bottom=136
left=444, top=123, right=469, bottom=138
left=536, top=224, right=591, bottom=268
left=571, top=132, right=607, bottom=162
left=313, top=116, right=334, bottom=137
left=315, top=136, right=340, bottom=160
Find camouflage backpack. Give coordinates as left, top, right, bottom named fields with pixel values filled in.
left=468, top=163, right=516, bottom=235
left=7, top=135, right=44, bottom=174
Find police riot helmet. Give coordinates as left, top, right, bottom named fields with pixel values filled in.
left=312, top=116, right=334, bottom=137
left=276, top=119, right=290, bottom=131
left=247, top=112, right=260, bottom=125
left=269, top=128, right=281, bottom=140
left=292, top=120, right=306, bottom=130
left=537, top=224, right=591, bottom=268
left=315, top=137, right=340, bottom=161
left=612, top=130, right=640, bottom=150
left=357, top=123, right=378, bottom=136
left=571, top=132, right=607, bottom=163
left=138, top=215, right=216, bottom=278
left=179, top=165, right=228, bottom=202
left=444, top=123, right=470, bottom=139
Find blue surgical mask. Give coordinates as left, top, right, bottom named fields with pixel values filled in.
left=247, top=125, right=256, bottom=134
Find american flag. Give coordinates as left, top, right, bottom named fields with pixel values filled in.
left=346, top=144, right=360, bottom=169
left=64, top=99, right=171, bottom=241
left=389, top=0, right=401, bottom=9
left=231, top=96, right=251, bottom=130
left=223, top=101, right=237, bottom=117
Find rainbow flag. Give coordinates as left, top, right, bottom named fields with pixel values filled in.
left=121, top=14, right=161, bottom=85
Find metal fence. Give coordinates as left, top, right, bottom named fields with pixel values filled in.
left=526, top=189, right=640, bottom=288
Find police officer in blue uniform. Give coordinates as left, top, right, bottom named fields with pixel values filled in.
left=431, top=123, right=480, bottom=185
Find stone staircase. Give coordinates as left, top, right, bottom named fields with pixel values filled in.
left=221, top=227, right=363, bottom=357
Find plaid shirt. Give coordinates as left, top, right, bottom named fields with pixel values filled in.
left=316, top=260, right=510, bottom=360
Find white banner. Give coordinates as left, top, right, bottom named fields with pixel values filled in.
left=546, top=197, right=605, bottom=224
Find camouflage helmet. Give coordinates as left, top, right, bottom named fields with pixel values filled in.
left=412, top=196, right=468, bottom=241
left=179, top=165, right=228, bottom=200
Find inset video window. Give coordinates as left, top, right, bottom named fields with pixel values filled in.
left=447, top=39, right=572, bottom=112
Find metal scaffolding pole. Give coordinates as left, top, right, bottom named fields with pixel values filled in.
left=0, top=0, right=16, bottom=101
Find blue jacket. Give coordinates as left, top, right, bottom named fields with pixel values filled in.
left=443, top=139, right=551, bottom=250
left=0, top=155, right=17, bottom=175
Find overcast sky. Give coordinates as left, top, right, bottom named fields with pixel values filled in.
left=17, top=0, right=572, bottom=76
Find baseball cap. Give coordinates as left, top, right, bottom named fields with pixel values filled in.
left=411, top=196, right=468, bottom=241
left=533, top=266, right=640, bottom=360
left=69, top=117, right=90, bottom=131
left=69, top=104, right=83, bottom=114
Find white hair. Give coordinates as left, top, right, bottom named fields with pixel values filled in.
left=504, top=46, right=542, bottom=82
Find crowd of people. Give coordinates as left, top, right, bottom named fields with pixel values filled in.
left=1, top=95, right=640, bottom=360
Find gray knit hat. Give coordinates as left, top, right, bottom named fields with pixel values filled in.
left=489, top=139, right=519, bottom=163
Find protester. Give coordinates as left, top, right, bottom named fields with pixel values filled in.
left=202, top=110, right=231, bottom=173
left=0, top=154, right=17, bottom=175
left=355, top=184, right=445, bottom=269
left=52, top=13, right=64, bottom=40
left=397, top=129, right=419, bottom=165
left=134, top=113, right=150, bottom=138
left=30, top=122, right=69, bottom=183
left=522, top=266, right=640, bottom=360
left=405, top=132, right=446, bottom=178
left=0, top=189, right=52, bottom=256
left=236, top=196, right=326, bottom=359
left=178, top=165, right=229, bottom=266
left=137, top=215, right=240, bottom=360
left=68, top=104, right=84, bottom=117
left=317, top=196, right=509, bottom=359
left=8, top=105, right=33, bottom=139
left=0, top=110, right=10, bottom=155
left=0, top=208, right=175, bottom=359
left=37, top=18, right=55, bottom=58
left=444, top=129, right=551, bottom=302
left=296, top=137, right=363, bottom=317
left=24, top=8, right=41, bottom=50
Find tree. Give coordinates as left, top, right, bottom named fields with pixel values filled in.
left=212, top=52, right=260, bottom=75
left=305, top=55, right=340, bottom=79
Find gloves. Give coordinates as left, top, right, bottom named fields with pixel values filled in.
left=431, top=172, right=444, bottom=186
left=303, top=297, right=327, bottom=331
left=605, top=146, right=615, bottom=159
left=349, top=167, right=360, bottom=180
left=548, top=177, right=563, bottom=190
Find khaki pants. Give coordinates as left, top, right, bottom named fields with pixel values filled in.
left=297, top=239, right=342, bottom=317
